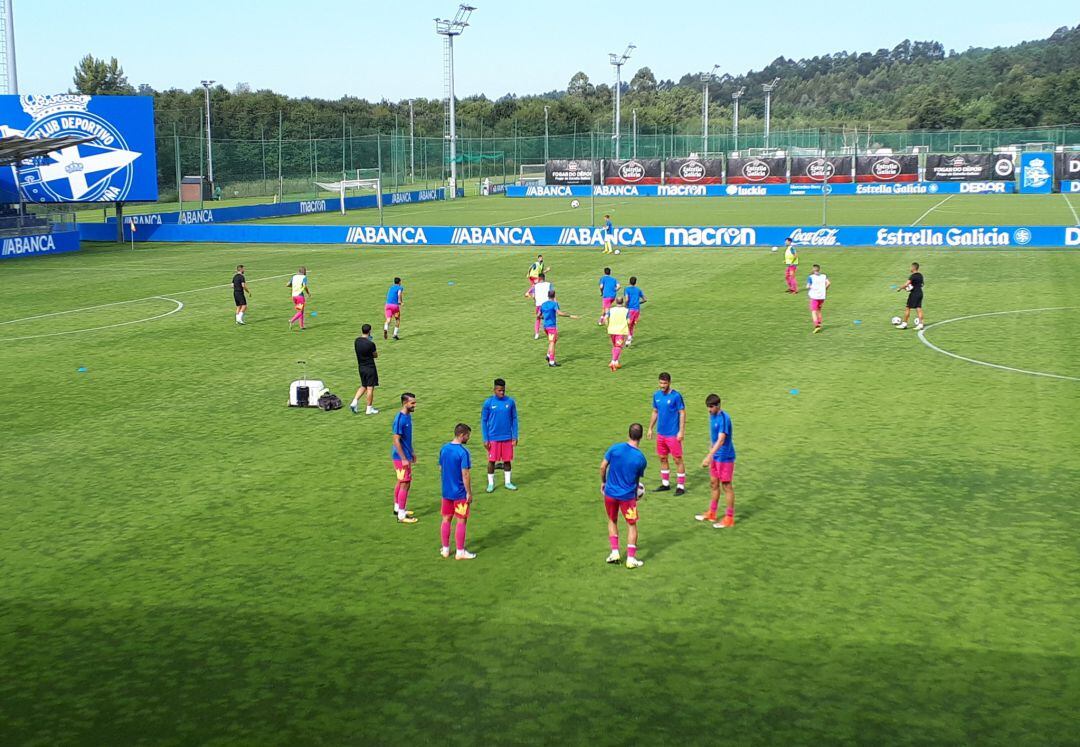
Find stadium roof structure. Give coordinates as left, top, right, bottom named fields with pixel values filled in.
left=0, top=134, right=94, bottom=166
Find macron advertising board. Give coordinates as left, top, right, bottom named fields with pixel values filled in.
left=0, top=94, right=159, bottom=203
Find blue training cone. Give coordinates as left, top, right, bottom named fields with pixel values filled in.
left=310, top=311, right=318, bottom=317
left=77, top=367, right=87, bottom=373
left=789, top=389, right=799, bottom=395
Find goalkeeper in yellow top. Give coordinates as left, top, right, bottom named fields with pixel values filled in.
left=783, top=237, right=799, bottom=294
left=526, top=254, right=548, bottom=288
left=606, top=296, right=631, bottom=372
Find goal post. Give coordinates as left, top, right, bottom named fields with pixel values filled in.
left=314, top=177, right=382, bottom=221
left=519, top=163, right=546, bottom=185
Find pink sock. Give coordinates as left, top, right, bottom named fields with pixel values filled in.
left=440, top=522, right=451, bottom=548
left=535, top=318, right=541, bottom=334
left=609, top=535, right=619, bottom=551
left=455, top=521, right=467, bottom=551
left=676, top=473, right=685, bottom=487
left=612, top=346, right=622, bottom=362
left=709, top=499, right=719, bottom=515
left=627, top=544, right=637, bottom=559
left=726, top=506, right=734, bottom=518
left=393, top=485, right=401, bottom=511
left=660, top=470, right=670, bottom=485
left=289, top=311, right=302, bottom=323
left=398, top=484, right=410, bottom=510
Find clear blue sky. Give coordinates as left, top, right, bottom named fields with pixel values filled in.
left=15, top=0, right=1079, bottom=100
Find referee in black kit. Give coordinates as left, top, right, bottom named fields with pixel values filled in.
left=232, top=265, right=250, bottom=325
left=350, top=323, right=380, bottom=416
left=895, top=262, right=925, bottom=331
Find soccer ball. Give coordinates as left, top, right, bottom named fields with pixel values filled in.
left=771, top=246, right=779, bottom=252
left=891, top=316, right=902, bottom=326
left=570, top=199, right=580, bottom=208
left=637, top=482, right=646, bottom=498
left=614, top=249, right=621, bottom=255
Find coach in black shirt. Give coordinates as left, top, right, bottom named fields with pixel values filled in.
left=895, top=262, right=925, bottom=330
left=351, top=323, right=380, bottom=415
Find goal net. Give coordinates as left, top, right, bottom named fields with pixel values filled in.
left=519, top=163, right=546, bottom=185
left=314, top=177, right=382, bottom=215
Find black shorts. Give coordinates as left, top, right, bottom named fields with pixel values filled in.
left=358, top=366, right=379, bottom=388
left=233, top=291, right=247, bottom=306
left=906, top=290, right=923, bottom=309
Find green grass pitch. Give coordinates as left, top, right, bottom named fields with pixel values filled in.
left=1, top=197, right=1079, bottom=744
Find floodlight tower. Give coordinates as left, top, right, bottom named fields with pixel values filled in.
left=762, top=77, right=780, bottom=150
left=731, top=87, right=745, bottom=153
left=543, top=105, right=550, bottom=162
left=701, top=64, right=719, bottom=158
left=0, top=0, right=17, bottom=94
left=408, top=99, right=415, bottom=179
left=201, top=80, right=215, bottom=187
left=608, top=43, right=634, bottom=159
left=435, top=4, right=476, bottom=200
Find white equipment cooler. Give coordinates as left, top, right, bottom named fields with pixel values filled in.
left=289, top=379, right=328, bottom=407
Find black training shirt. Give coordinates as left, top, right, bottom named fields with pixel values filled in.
left=232, top=273, right=245, bottom=292
left=909, top=272, right=924, bottom=290
left=355, top=337, right=377, bottom=368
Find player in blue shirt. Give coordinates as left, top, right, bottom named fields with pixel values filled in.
left=481, top=378, right=519, bottom=492
left=438, top=423, right=476, bottom=560
left=602, top=214, right=615, bottom=254
left=697, top=393, right=736, bottom=528
left=601, top=423, right=649, bottom=568
left=647, top=372, right=687, bottom=495
left=384, top=277, right=404, bottom=340
left=597, top=267, right=620, bottom=325
left=623, top=276, right=647, bottom=345
left=539, top=289, right=580, bottom=367
left=390, top=392, right=418, bottom=524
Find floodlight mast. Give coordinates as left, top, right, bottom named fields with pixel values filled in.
left=201, top=80, right=215, bottom=187
left=731, top=87, right=745, bottom=153
left=435, top=5, right=476, bottom=200
left=543, top=105, right=549, bottom=162
left=608, top=43, right=634, bottom=160
left=3, top=0, right=17, bottom=94
left=762, top=77, right=780, bottom=150
left=701, top=64, right=719, bottom=158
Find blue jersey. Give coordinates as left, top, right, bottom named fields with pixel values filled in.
left=710, top=410, right=735, bottom=462
left=603, top=442, right=647, bottom=501
left=481, top=395, right=518, bottom=442
left=652, top=389, right=685, bottom=437
left=624, top=286, right=644, bottom=310
left=386, top=284, right=403, bottom=305
left=390, top=411, right=414, bottom=461
left=540, top=299, right=560, bottom=329
left=599, top=275, right=619, bottom=299
left=438, top=442, right=471, bottom=499
left=604, top=219, right=613, bottom=235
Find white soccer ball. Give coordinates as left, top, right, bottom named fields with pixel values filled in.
left=614, top=249, right=621, bottom=255
left=637, top=482, right=646, bottom=498
left=891, top=316, right=902, bottom=326
left=771, top=246, right=779, bottom=252
left=570, top=199, right=580, bottom=208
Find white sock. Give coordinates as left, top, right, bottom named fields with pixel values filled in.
left=504, top=470, right=512, bottom=486
left=384, top=321, right=389, bottom=330
left=351, top=398, right=359, bottom=407
left=235, top=312, right=241, bottom=321
left=393, top=327, right=399, bottom=337
left=397, top=508, right=406, bottom=520
left=487, top=474, right=494, bottom=488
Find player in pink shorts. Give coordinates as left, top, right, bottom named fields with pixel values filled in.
left=480, top=378, right=519, bottom=492
left=597, top=267, right=620, bottom=325
left=538, top=289, right=579, bottom=367
left=697, top=393, right=736, bottom=528
left=390, top=392, right=418, bottom=523
left=806, top=264, right=830, bottom=333
left=384, top=277, right=403, bottom=340
left=646, top=372, right=687, bottom=495
left=287, top=266, right=310, bottom=330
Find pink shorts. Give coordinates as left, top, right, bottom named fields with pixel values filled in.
left=487, top=440, right=515, bottom=463
left=604, top=496, right=639, bottom=525
left=545, top=327, right=559, bottom=341
left=384, top=303, right=401, bottom=318
left=528, top=277, right=539, bottom=285
left=392, top=459, right=412, bottom=482
left=601, top=298, right=615, bottom=310
left=710, top=461, right=735, bottom=482
left=809, top=298, right=825, bottom=311
left=441, top=498, right=470, bottom=520
left=656, top=434, right=683, bottom=458
left=292, top=295, right=306, bottom=310
left=627, top=310, right=640, bottom=325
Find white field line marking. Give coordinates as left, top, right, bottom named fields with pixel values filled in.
left=916, top=307, right=1079, bottom=381
left=0, top=297, right=185, bottom=342
left=910, top=194, right=955, bottom=226
left=488, top=199, right=634, bottom=227
left=1063, top=193, right=1080, bottom=225
left=0, top=273, right=291, bottom=327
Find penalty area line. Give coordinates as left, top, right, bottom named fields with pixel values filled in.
left=0, top=297, right=185, bottom=342
left=916, top=307, right=1079, bottom=381
left=910, top=194, right=955, bottom=226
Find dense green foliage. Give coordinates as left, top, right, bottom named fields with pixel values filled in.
left=2, top=196, right=1078, bottom=743
left=77, top=25, right=1080, bottom=145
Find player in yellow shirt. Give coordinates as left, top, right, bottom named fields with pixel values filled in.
left=783, top=238, right=799, bottom=294
left=287, top=267, right=310, bottom=330
left=526, top=254, right=548, bottom=289
left=606, top=296, right=631, bottom=371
